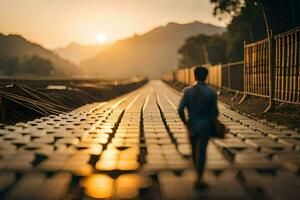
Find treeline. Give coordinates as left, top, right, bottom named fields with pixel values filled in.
left=0, top=34, right=81, bottom=77
left=178, top=0, right=300, bottom=67
left=0, top=55, right=54, bottom=76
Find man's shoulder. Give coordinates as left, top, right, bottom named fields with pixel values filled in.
left=204, top=86, right=217, bottom=98
left=197, top=84, right=217, bottom=98
left=206, top=85, right=217, bottom=95
left=181, top=85, right=217, bottom=96
left=181, top=86, right=193, bottom=94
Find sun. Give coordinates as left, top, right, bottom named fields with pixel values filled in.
left=96, top=33, right=107, bottom=44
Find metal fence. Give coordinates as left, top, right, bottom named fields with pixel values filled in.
left=221, top=61, right=244, bottom=92
left=167, top=26, right=300, bottom=107
left=171, top=62, right=243, bottom=92
left=244, top=38, right=270, bottom=97
left=242, top=26, right=300, bottom=105
left=274, top=27, right=300, bottom=104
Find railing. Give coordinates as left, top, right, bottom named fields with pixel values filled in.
left=244, top=39, right=269, bottom=97
left=242, top=26, right=300, bottom=105
left=221, top=61, right=244, bottom=92
left=274, top=27, right=300, bottom=104
left=171, top=62, right=243, bottom=92
left=207, top=64, right=221, bottom=89
left=165, top=26, right=300, bottom=109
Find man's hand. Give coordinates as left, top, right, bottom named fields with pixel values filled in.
left=178, top=87, right=188, bottom=127
left=183, top=120, right=188, bottom=127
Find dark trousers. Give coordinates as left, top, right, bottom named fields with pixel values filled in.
left=190, top=135, right=209, bottom=176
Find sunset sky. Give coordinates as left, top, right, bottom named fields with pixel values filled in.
left=0, top=0, right=229, bottom=48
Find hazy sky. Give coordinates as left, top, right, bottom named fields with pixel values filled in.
left=0, top=0, right=229, bottom=48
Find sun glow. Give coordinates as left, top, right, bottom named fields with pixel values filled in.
left=96, top=33, right=107, bottom=44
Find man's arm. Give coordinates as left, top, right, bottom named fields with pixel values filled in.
left=211, top=92, right=219, bottom=120
left=178, top=89, right=188, bottom=125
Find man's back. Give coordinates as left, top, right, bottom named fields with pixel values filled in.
left=178, top=81, right=218, bottom=136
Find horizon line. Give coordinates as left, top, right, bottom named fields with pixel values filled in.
left=1, top=19, right=228, bottom=49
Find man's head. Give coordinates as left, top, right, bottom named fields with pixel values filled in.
left=194, top=66, right=208, bottom=82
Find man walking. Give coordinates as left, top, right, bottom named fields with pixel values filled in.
left=178, top=66, right=218, bottom=189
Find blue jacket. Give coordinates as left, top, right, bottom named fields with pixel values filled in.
left=178, top=81, right=218, bottom=138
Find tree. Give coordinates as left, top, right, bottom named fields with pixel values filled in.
left=211, top=0, right=300, bottom=34
left=209, top=0, right=299, bottom=62
left=0, top=57, right=20, bottom=76
left=0, top=55, right=54, bottom=76
left=21, top=56, right=54, bottom=76
left=178, top=34, right=212, bottom=67
left=178, top=0, right=267, bottom=65
left=204, top=35, right=228, bottom=65
left=178, top=0, right=300, bottom=66
left=212, top=0, right=267, bottom=61
left=210, top=0, right=242, bottom=18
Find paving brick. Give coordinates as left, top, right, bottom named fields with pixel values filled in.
left=0, top=80, right=298, bottom=199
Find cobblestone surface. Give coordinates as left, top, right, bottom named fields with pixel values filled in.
left=0, top=80, right=300, bottom=200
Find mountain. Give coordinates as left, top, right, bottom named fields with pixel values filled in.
left=54, top=42, right=110, bottom=65
left=81, top=21, right=225, bottom=79
left=0, top=34, right=80, bottom=76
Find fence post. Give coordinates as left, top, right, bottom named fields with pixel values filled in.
left=239, top=41, right=247, bottom=104
left=218, top=64, right=222, bottom=95
left=189, top=66, right=191, bottom=85
left=264, top=31, right=275, bottom=112
left=228, top=63, right=231, bottom=90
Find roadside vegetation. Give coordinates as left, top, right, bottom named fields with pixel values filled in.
left=178, top=0, right=299, bottom=66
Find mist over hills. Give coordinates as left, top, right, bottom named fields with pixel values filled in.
left=54, top=42, right=110, bottom=65
left=81, top=21, right=225, bottom=79
left=0, top=21, right=224, bottom=78
left=0, top=34, right=80, bottom=76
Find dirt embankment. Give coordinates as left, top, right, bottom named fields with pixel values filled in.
left=166, top=80, right=300, bottom=131
left=0, top=79, right=147, bottom=124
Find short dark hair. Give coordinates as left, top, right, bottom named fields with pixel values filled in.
left=194, top=66, right=208, bottom=81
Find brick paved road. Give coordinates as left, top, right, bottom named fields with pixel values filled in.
left=0, top=80, right=300, bottom=200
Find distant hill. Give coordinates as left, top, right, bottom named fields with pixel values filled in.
left=0, top=34, right=80, bottom=76
left=54, top=42, right=110, bottom=65
left=81, top=21, right=225, bottom=79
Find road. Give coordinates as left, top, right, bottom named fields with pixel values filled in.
left=0, top=80, right=300, bottom=199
